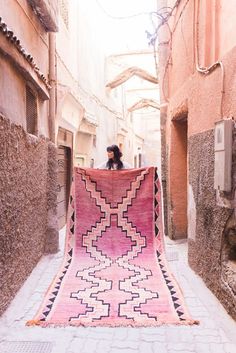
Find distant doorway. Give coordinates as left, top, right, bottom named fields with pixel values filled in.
left=57, top=146, right=72, bottom=229
left=169, top=116, right=188, bottom=239
left=57, top=127, right=73, bottom=229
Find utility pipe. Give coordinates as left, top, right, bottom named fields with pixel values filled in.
left=49, top=32, right=56, bottom=143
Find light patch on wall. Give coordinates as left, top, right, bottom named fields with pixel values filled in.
left=188, top=184, right=196, bottom=241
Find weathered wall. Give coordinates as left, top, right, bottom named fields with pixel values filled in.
left=0, top=0, right=50, bottom=136
left=0, top=115, right=58, bottom=315
left=164, top=46, right=236, bottom=318
left=1, top=0, right=49, bottom=74
left=160, top=0, right=236, bottom=319
left=188, top=129, right=236, bottom=319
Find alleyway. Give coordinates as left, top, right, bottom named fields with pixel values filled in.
left=1, top=1, right=236, bottom=352
left=0, top=227, right=235, bottom=353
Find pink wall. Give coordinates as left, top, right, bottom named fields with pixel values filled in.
left=0, top=0, right=51, bottom=136
left=0, top=58, right=26, bottom=126
left=166, top=0, right=236, bottom=127
left=1, top=0, right=49, bottom=74
left=163, top=0, right=236, bottom=240
left=218, top=0, right=236, bottom=59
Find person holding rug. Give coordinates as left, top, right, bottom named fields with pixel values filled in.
left=97, top=144, right=131, bottom=170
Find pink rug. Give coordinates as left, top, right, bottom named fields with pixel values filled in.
left=27, top=167, right=198, bottom=327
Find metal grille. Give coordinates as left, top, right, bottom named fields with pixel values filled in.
left=26, top=86, right=37, bottom=135
left=0, top=341, right=53, bottom=353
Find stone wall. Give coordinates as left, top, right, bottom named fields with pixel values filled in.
left=188, top=129, right=236, bottom=320
left=0, top=115, right=58, bottom=316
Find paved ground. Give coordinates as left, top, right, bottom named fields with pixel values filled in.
left=0, top=227, right=236, bottom=353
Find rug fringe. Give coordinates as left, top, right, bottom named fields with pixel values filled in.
left=26, top=320, right=41, bottom=326
left=25, top=318, right=200, bottom=328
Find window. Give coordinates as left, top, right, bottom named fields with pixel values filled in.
left=138, top=153, right=142, bottom=167
left=90, top=158, right=95, bottom=168
left=114, top=88, right=118, bottom=98
left=93, top=135, right=97, bottom=147
left=26, top=86, right=38, bottom=135
left=75, top=155, right=86, bottom=167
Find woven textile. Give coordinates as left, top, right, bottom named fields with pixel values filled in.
left=27, top=167, right=198, bottom=327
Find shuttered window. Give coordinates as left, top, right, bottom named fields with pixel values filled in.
left=26, top=86, right=37, bottom=135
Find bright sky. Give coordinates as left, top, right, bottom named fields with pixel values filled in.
left=94, top=0, right=158, bottom=54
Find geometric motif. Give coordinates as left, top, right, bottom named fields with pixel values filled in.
left=26, top=167, right=198, bottom=327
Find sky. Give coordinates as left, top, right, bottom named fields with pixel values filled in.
left=93, top=0, right=158, bottom=54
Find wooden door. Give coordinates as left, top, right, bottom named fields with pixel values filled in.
left=57, top=146, right=71, bottom=229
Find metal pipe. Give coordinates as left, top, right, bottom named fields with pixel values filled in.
left=49, top=32, right=56, bottom=143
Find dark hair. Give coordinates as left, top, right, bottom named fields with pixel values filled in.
left=106, top=144, right=123, bottom=170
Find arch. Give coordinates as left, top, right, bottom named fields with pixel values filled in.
left=106, top=67, right=158, bottom=89
left=128, top=99, right=160, bottom=112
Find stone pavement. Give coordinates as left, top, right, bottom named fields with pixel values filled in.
left=0, top=227, right=236, bottom=353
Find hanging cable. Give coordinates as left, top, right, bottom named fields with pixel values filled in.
left=96, top=0, right=151, bottom=20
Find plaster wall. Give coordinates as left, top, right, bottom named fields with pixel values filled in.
left=0, top=58, right=26, bottom=126
left=1, top=0, right=49, bottom=74
left=166, top=0, right=236, bottom=98
left=132, top=110, right=161, bottom=169
left=0, top=0, right=50, bottom=137
left=0, top=57, right=48, bottom=134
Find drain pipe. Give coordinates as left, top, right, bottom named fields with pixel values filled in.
left=45, top=32, right=59, bottom=255
left=49, top=32, right=56, bottom=143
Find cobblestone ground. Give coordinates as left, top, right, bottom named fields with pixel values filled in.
left=0, top=227, right=235, bottom=353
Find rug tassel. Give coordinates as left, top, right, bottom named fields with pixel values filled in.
left=26, top=320, right=41, bottom=326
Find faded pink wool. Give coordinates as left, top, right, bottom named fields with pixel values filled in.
left=27, top=167, right=198, bottom=327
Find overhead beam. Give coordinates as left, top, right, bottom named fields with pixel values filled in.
left=128, top=99, right=160, bottom=112
left=106, top=67, right=158, bottom=89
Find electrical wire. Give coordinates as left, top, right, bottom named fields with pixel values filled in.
left=150, top=0, right=225, bottom=116
left=56, top=51, right=122, bottom=119
left=96, top=0, right=151, bottom=20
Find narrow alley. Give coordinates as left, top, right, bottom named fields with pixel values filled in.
left=0, top=0, right=236, bottom=352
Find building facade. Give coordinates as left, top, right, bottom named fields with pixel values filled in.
left=158, top=0, right=236, bottom=319
left=106, top=51, right=160, bottom=168
left=0, top=0, right=59, bottom=315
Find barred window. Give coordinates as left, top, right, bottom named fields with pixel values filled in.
left=26, top=86, right=38, bottom=135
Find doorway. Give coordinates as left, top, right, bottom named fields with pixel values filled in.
left=169, top=116, right=188, bottom=239
left=57, top=127, right=73, bottom=229
left=57, top=146, right=72, bottom=229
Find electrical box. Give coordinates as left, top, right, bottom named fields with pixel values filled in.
left=214, top=119, right=233, bottom=192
